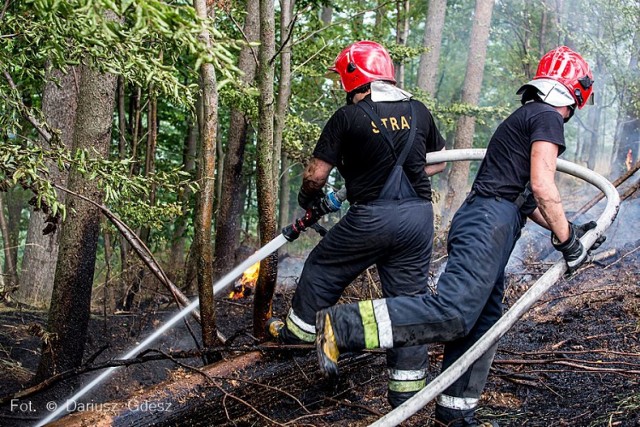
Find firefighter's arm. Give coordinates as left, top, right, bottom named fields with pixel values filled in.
left=424, top=146, right=446, bottom=176
left=298, top=157, right=334, bottom=209
left=527, top=208, right=550, bottom=229
left=530, top=140, right=570, bottom=242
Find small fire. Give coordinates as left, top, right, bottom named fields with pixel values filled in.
left=229, top=262, right=260, bottom=299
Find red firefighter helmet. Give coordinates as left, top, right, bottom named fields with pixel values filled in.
left=518, top=46, right=594, bottom=109
left=328, top=41, right=396, bottom=93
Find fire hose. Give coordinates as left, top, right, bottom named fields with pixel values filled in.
left=368, top=148, right=620, bottom=427
left=37, top=150, right=618, bottom=426
left=36, top=186, right=346, bottom=426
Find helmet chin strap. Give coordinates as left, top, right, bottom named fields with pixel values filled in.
left=346, top=91, right=356, bottom=105
left=564, top=104, right=576, bottom=123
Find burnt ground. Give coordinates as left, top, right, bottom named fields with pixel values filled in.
left=0, top=236, right=639, bottom=426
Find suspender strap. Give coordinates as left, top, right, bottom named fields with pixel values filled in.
left=358, top=100, right=416, bottom=168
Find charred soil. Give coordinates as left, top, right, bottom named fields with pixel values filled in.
left=1, top=242, right=639, bottom=427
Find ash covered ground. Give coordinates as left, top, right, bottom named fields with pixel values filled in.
left=1, top=190, right=639, bottom=426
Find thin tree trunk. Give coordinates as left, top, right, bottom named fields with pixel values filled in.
left=275, top=0, right=294, bottom=229
left=18, top=67, right=79, bottom=307
left=0, top=195, right=17, bottom=292
left=373, top=1, right=385, bottom=40
left=278, top=156, right=292, bottom=230
left=193, top=0, right=219, bottom=351
left=170, top=121, right=198, bottom=272
left=253, top=0, right=278, bottom=340
left=36, top=59, right=118, bottom=380
left=139, top=83, right=158, bottom=244
left=611, top=31, right=639, bottom=176
left=212, top=0, right=260, bottom=280
left=102, top=228, right=115, bottom=315
left=444, top=0, right=494, bottom=226
left=320, top=5, right=332, bottom=24
left=117, top=76, right=127, bottom=159
left=417, top=0, right=447, bottom=96
left=395, top=0, right=410, bottom=88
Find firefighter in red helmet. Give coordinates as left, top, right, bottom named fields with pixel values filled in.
left=267, top=40, right=447, bottom=408
left=314, top=46, right=605, bottom=426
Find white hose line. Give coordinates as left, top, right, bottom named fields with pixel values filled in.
left=36, top=234, right=290, bottom=426
left=369, top=148, right=620, bottom=427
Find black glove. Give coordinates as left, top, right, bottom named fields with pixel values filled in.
left=552, top=224, right=587, bottom=274
left=297, top=187, right=322, bottom=210
left=573, top=220, right=606, bottom=251
left=552, top=221, right=604, bottom=274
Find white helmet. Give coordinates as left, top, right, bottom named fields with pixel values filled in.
left=516, top=78, right=575, bottom=108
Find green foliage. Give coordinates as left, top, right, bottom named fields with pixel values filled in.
left=0, top=137, right=68, bottom=220
left=0, top=137, right=196, bottom=230
left=2, top=0, right=242, bottom=107
left=282, top=114, right=322, bottom=163
left=219, top=82, right=259, bottom=119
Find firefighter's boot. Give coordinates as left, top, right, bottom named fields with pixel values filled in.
left=266, top=317, right=285, bottom=341
left=315, top=301, right=381, bottom=376
left=315, top=309, right=340, bottom=377
left=434, top=403, right=498, bottom=427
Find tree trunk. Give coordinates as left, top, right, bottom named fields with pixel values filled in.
left=373, top=1, right=385, bottom=39
left=212, top=0, right=260, bottom=281
left=36, top=61, right=118, bottom=381
left=275, top=0, right=294, bottom=230
left=18, top=67, right=79, bottom=307
left=278, top=156, right=292, bottom=230
left=122, top=85, right=158, bottom=311
left=417, top=0, right=447, bottom=96
left=395, top=0, right=410, bottom=88
left=170, top=121, right=198, bottom=272
left=320, top=5, right=332, bottom=24
left=611, top=31, right=639, bottom=176
left=0, top=194, right=17, bottom=292
left=117, top=76, right=127, bottom=159
left=585, top=26, right=604, bottom=172
left=443, top=0, right=494, bottom=226
left=253, top=0, right=278, bottom=340
left=193, top=0, right=219, bottom=351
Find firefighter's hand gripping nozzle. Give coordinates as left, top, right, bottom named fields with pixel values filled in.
left=282, top=188, right=347, bottom=242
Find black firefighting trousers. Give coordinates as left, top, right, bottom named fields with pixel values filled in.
left=281, top=197, right=435, bottom=405
left=324, top=195, right=525, bottom=422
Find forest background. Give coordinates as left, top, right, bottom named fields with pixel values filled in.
left=0, top=0, right=638, bottom=385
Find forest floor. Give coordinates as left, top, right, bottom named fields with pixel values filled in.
left=1, top=217, right=639, bottom=426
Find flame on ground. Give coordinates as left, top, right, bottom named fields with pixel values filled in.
left=229, top=262, right=259, bottom=299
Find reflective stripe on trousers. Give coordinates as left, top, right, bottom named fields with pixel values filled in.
left=285, top=308, right=316, bottom=343
left=437, top=394, right=479, bottom=410
left=358, top=299, right=394, bottom=348
left=388, top=368, right=427, bottom=392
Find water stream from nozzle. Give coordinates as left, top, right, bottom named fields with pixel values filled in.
left=36, top=234, right=289, bottom=426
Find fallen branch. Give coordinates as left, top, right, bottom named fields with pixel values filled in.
left=53, top=184, right=195, bottom=317
left=45, top=352, right=377, bottom=426
left=325, top=396, right=384, bottom=417
left=604, top=244, right=640, bottom=270
left=495, top=358, right=640, bottom=374
left=0, top=344, right=318, bottom=404
left=501, top=348, right=640, bottom=358
left=570, top=160, right=640, bottom=221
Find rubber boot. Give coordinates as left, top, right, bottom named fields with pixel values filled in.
left=434, top=404, right=498, bottom=427
left=266, top=317, right=285, bottom=341
left=315, top=309, right=340, bottom=377
left=266, top=317, right=312, bottom=345
left=388, top=390, right=420, bottom=408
